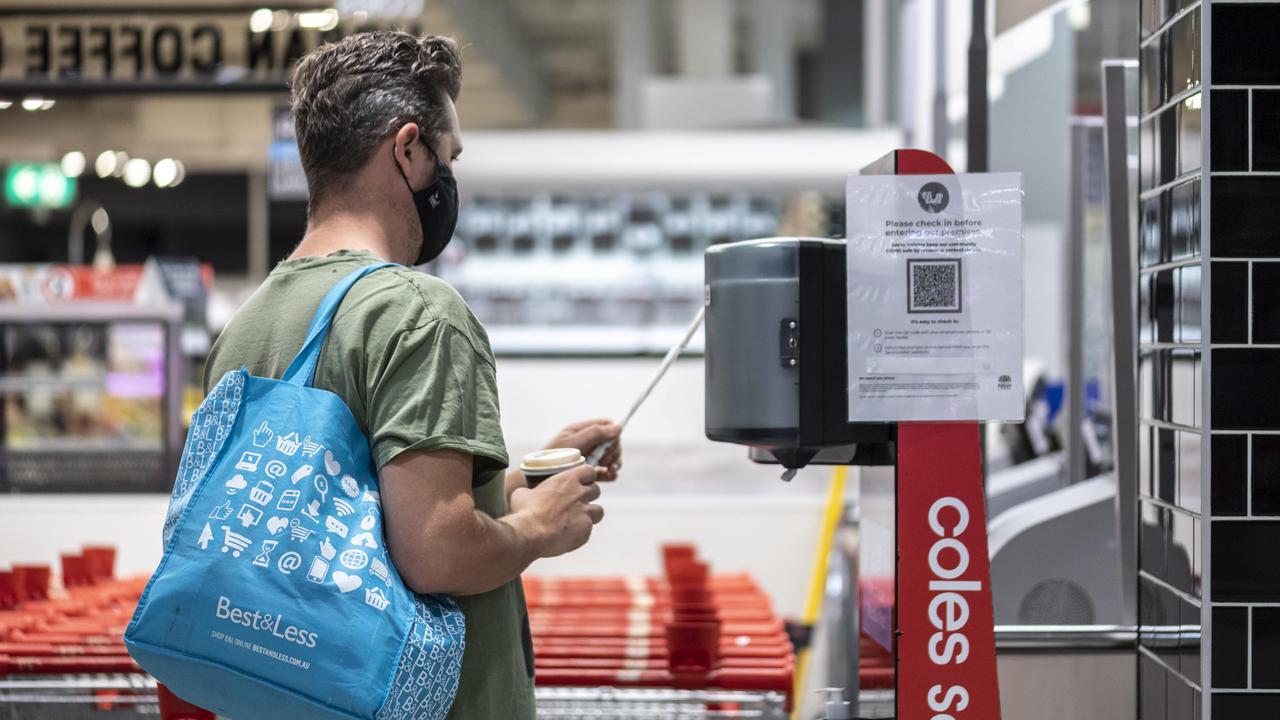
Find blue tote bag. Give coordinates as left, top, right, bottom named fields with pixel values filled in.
left=126, top=262, right=466, bottom=720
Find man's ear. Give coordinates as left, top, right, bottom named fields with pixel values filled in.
left=393, top=123, right=422, bottom=174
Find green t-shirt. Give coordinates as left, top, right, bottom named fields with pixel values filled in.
left=204, top=249, right=536, bottom=719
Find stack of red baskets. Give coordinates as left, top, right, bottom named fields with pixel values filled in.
left=0, top=546, right=144, bottom=676
left=525, top=543, right=794, bottom=708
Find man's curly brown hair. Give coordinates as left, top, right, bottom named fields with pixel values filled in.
left=290, top=31, right=462, bottom=212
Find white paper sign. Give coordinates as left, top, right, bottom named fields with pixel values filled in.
left=846, top=173, right=1025, bottom=422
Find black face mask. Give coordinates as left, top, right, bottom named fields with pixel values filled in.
left=396, top=143, right=458, bottom=266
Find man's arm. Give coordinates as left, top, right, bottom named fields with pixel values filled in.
left=380, top=448, right=604, bottom=596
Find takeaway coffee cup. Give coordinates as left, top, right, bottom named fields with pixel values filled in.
left=521, top=448, right=586, bottom=487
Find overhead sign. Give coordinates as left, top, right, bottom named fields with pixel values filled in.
left=845, top=173, right=1025, bottom=422
left=4, top=163, right=76, bottom=208
left=0, top=9, right=420, bottom=91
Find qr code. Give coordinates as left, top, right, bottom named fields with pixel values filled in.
left=908, top=259, right=962, bottom=313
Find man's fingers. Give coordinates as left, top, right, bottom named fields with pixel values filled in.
left=586, top=503, right=605, bottom=524
left=566, top=423, right=620, bottom=451
left=581, top=481, right=602, bottom=503
left=563, top=418, right=615, bottom=433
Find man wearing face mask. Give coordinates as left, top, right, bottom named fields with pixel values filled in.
left=203, top=32, right=621, bottom=719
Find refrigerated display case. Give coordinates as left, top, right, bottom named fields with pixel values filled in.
left=0, top=303, right=185, bottom=493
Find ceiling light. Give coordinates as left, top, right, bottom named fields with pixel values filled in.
left=21, top=97, right=47, bottom=111
left=61, top=151, right=86, bottom=178
left=95, top=150, right=119, bottom=178
left=91, top=208, right=110, bottom=235
left=153, top=158, right=181, bottom=188
left=39, top=99, right=56, bottom=111
left=250, top=8, right=274, bottom=33
left=123, top=158, right=151, bottom=188
left=298, top=9, right=340, bottom=31
left=0, top=99, right=14, bottom=110
left=112, top=151, right=130, bottom=177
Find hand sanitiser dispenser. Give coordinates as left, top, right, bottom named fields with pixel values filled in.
left=703, top=238, right=894, bottom=476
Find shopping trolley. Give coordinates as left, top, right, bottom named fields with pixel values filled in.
left=2, top=544, right=794, bottom=720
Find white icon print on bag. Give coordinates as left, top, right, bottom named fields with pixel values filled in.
left=339, top=475, right=360, bottom=499
left=288, top=518, right=315, bottom=542
left=225, top=474, right=248, bottom=494
left=324, top=516, right=349, bottom=539
left=253, top=540, right=278, bottom=568
left=307, top=557, right=329, bottom=584
left=251, top=421, right=274, bottom=448
left=290, top=464, right=313, bottom=485
left=277, top=551, right=302, bottom=575
left=249, top=480, right=274, bottom=506
left=362, top=490, right=380, bottom=505
left=301, top=435, right=323, bottom=457
left=313, top=476, right=329, bottom=504
left=220, top=526, right=252, bottom=557
left=277, top=489, right=301, bottom=512
left=208, top=501, right=233, bottom=520
left=323, top=449, right=341, bottom=476
left=370, top=558, right=391, bottom=586
left=263, top=460, right=287, bottom=480
left=235, top=451, right=261, bottom=473
left=364, top=587, right=390, bottom=611
left=276, top=432, right=302, bottom=456
left=339, top=549, right=369, bottom=570
left=350, top=531, right=378, bottom=550
left=266, top=516, right=289, bottom=535
left=301, top=500, right=322, bottom=523
left=197, top=523, right=214, bottom=550
left=333, top=498, right=355, bottom=517
left=360, top=507, right=378, bottom=531
left=320, top=537, right=337, bottom=561
left=332, top=571, right=362, bottom=594
left=236, top=504, right=263, bottom=529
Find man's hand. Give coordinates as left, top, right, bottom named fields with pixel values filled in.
left=545, top=418, right=622, bottom=480
left=510, top=464, right=604, bottom=558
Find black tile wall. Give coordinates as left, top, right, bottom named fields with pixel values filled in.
left=1212, top=4, right=1280, bottom=86
left=1179, top=96, right=1203, bottom=177
left=1252, top=435, right=1280, bottom=515
left=1213, top=606, right=1248, bottom=688
left=1140, top=3, right=1210, bottom=717
left=1211, top=177, right=1280, bottom=258
left=1255, top=91, right=1280, bottom=170
left=1182, top=597, right=1202, bottom=685
left=1170, top=510, right=1197, bottom=594
left=1213, top=694, right=1280, bottom=715
left=1179, top=432, right=1203, bottom=513
left=1143, top=196, right=1165, bottom=267
left=1211, top=434, right=1248, bottom=516
left=1143, top=501, right=1169, bottom=580
left=1252, top=263, right=1280, bottom=342
left=1160, top=428, right=1178, bottom=502
left=1209, top=262, right=1247, bottom=343
left=1157, top=270, right=1177, bottom=343
left=1144, top=40, right=1167, bottom=114
left=1210, top=91, right=1248, bottom=171
left=1212, top=349, right=1280, bottom=429
left=1212, top=520, right=1280, bottom=602
left=1254, top=608, right=1280, bottom=688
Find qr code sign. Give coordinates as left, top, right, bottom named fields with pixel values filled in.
left=908, top=259, right=962, bottom=313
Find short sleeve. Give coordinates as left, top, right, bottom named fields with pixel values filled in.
left=364, top=319, right=509, bottom=475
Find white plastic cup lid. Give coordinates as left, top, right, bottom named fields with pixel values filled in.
left=521, top=448, right=585, bottom=475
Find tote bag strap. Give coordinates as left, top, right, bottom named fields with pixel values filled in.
left=282, top=261, right=397, bottom=387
